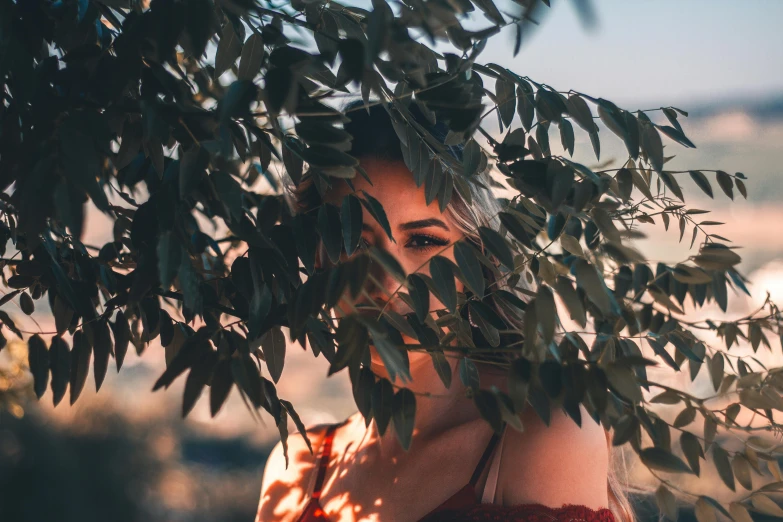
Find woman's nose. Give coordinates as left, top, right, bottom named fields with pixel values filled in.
left=367, top=258, right=398, bottom=303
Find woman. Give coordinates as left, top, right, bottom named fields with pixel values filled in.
left=256, top=100, right=634, bottom=522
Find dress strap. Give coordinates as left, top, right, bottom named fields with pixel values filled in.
left=480, top=423, right=507, bottom=504
left=469, top=422, right=506, bottom=487
left=307, top=422, right=342, bottom=500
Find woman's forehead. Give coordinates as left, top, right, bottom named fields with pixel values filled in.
left=327, top=158, right=440, bottom=212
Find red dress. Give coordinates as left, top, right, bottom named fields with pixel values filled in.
left=291, top=421, right=616, bottom=522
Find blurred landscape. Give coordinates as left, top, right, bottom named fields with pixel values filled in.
left=3, top=1, right=783, bottom=521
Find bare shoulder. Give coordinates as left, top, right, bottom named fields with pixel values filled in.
left=498, top=405, right=610, bottom=509
left=255, top=422, right=334, bottom=522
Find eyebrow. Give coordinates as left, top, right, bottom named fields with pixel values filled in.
left=361, top=218, right=451, bottom=233
left=399, top=218, right=450, bottom=231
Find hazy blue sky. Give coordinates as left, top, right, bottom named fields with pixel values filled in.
left=482, top=0, right=783, bottom=108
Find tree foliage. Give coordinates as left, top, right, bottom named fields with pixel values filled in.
left=1, top=0, right=783, bottom=518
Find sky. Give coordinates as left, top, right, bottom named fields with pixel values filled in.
left=481, top=0, right=783, bottom=108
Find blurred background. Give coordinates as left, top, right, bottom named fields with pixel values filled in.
left=2, top=1, right=783, bottom=521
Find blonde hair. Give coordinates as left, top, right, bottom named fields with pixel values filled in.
left=606, top=431, right=636, bottom=522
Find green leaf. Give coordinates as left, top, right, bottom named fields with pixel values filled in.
left=655, top=484, right=678, bottom=521
left=735, top=178, right=747, bottom=199
left=553, top=276, right=586, bottom=328
left=716, top=171, right=734, bottom=200
left=58, top=122, right=110, bottom=212
left=536, top=122, right=551, bottom=156
left=680, top=431, right=703, bottom=476
left=712, top=444, right=736, bottom=491
left=641, top=124, right=664, bottom=173
left=516, top=83, right=535, bottom=131
left=474, top=389, right=503, bottom=433
left=478, top=227, right=514, bottom=270
left=639, top=447, right=694, bottom=474
left=566, top=94, right=597, bottom=133
left=28, top=334, right=49, bottom=399
left=293, top=214, right=318, bottom=274
left=751, top=495, right=783, bottom=517
left=372, top=378, right=394, bottom=435
left=368, top=246, right=406, bottom=283
left=606, top=364, right=642, bottom=403
left=498, top=212, right=533, bottom=249
left=549, top=162, right=574, bottom=209
left=646, top=337, right=679, bottom=371
left=318, top=203, right=343, bottom=264
left=392, top=387, right=416, bottom=450
left=407, top=274, right=430, bottom=323
left=158, top=231, right=183, bottom=289
left=495, top=77, right=516, bottom=128
left=659, top=171, right=684, bottom=201
left=453, top=241, right=484, bottom=297
left=694, top=497, right=717, bottom=522
left=559, top=119, right=575, bottom=156
left=180, top=146, right=210, bottom=198
left=371, top=332, right=410, bottom=384
left=429, top=256, right=457, bottom=314
left=183, top=350, right=218, bottom=417
left=729, top=503, right=754, bottom=522
left=215, top=23, right=242, bottom=79
left=49, top=336, right=70, bottom=407
left=262, top=326, right=286, bottom=383
left=588, top=130, right=601, bottom=160
left=508, top=358, right=531, bottom=411
left=535, top=286, right=556, bottom=345
left=430, top=350, right=452, bottom=389
left=360, top=191, right=393, bottom=242
left=673, top=405, right=696, bottom=427
left=732, top=454, right=752, bottom=490
left=91, top=318, right=113, bottom=392
left=560, top=234, right=583, bottom=257
left=111, top=310, right=131, bottom=372
left=238, top=33, right=264, bottom=81
left=210, top=358, right=234, bottom=417
left=612, top=414, right=639, bottom=446
left=459, top=357, right=480, bottom=391
left=688, top=170, right=713, bottom=198
left=424, top=159, right=443, bottom=206
left=709, top=352, right=723, bottom=391
left=657, top=124, right=696, bottom=148
left=575, top=259, right=613, bottom=316
left=20, top=292, right=34, bottom=315
left=463, top=140, right=482, bottom=177
left=352, top=366, right=375, bottom=425
left=69, top=330, right=92, bottom=405
left=231, top=354, right=264, bottom=408
left=341, top=196, right=365, bottom=260
left=468, top=301, right=501, bottom=347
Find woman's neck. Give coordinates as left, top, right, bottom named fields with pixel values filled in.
left=367, top=356, right=506, bottom=453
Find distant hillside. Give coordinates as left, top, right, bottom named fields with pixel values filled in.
left=680, top=93, right=783, bottom=121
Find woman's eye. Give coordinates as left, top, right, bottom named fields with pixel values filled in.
left=406, top=234, right=449, bottom=250
left=358, top=237, right=371, bottom=250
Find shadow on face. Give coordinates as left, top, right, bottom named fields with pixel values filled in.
left=323, top=157, right=466, bottom=381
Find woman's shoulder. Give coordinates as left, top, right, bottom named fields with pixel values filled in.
left=256, top=419, right=344, bottom=522
left=498, top=404, right=610, bottom=509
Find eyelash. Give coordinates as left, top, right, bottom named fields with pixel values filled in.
left=359, top=234, right=450, bottom=252
left=405, top=234, right=450, bottom=251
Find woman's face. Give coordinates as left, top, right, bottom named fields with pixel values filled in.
left=323, top=157, right=466, bottom=380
